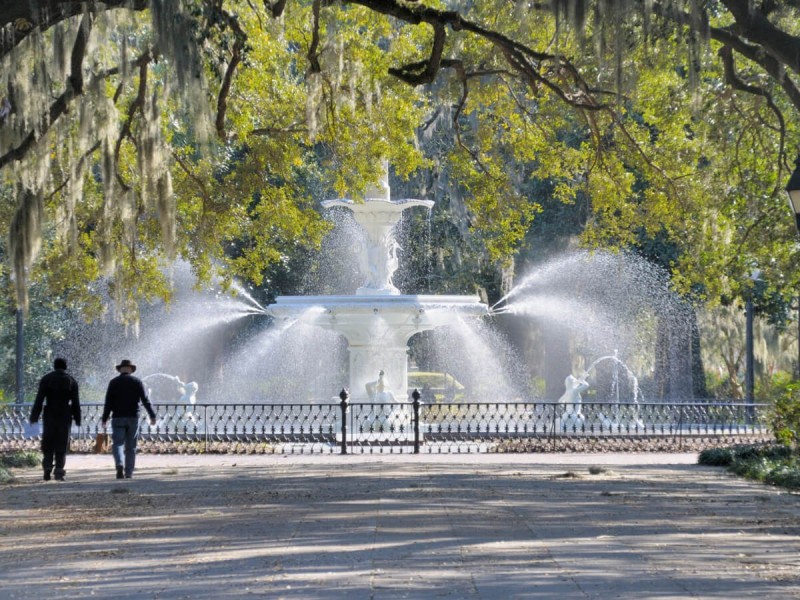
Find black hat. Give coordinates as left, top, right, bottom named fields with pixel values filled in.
left=115, top=359, right=136, bottom=373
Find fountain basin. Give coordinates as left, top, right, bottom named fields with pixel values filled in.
left=268, top=294, right=488, bottom=400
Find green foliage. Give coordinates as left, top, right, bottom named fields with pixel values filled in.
left=0, top=450, right=40, bottom=483
left=0, top=450, right=40, bottom=468
left=764, top=465, right=800, bottom=489
left=768, top=380, right=800, bottom=448
left=733, top=444, right=794, bottom=462
left=0, top=0, right=798, bottom=380
left=698, top=447, right=734, bottom=466
left=700, top=444, right=800, bottom=490
left=408, top=372, right=465, bottom=392
left=0, top=276, right=76, bottom=400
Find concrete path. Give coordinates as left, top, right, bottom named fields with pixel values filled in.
left=1, top=453, right=799, bottom=599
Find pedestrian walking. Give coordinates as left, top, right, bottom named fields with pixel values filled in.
left=101, top=359, right=157, bottom=479
left=29, top=357, right=80, bottom=481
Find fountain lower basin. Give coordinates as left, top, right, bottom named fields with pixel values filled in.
left=268, top=294, right=488, bottom=400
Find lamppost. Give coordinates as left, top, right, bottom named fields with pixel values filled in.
left=745, top=271, right=760, bottom=411
left=786, top=155, right=800, bottom=235
left=786, top=156, right=800, bottom=377
left=15, top=308, right=23, bottom=404
left=745, top=297, right=754, bottom=404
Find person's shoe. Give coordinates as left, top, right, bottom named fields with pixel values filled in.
left=43, top=471, right=51, bottom=481
left=54, top=472, right=65, bottom=481
left=116, top=466, right=124, bottom=479
left=124, top=473, right=132, bottom=479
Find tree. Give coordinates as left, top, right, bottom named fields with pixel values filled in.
left=1, top=0, right=799, bottom=325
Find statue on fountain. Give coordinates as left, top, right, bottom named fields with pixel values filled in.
left=143, top=373, right=198, bottom=404
left=556, top=374, right=590, bottom=432
left=365, top=370, right=397, bottom=403
left=365, top=370, right=404, bottom=428
left=557, top=364, right=646, bottom=432
left=142, top=373, right=199, bottom=423
left=359, top=234, right=402, bottom=294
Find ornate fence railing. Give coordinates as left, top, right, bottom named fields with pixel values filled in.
left=0, top=399, right=772, bottom=454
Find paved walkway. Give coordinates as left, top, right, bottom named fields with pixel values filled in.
left=1, top=453, right=799, bottom=599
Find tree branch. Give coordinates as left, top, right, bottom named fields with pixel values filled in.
left=348, top=0, right=611, bottom=113
left=45, top=140, right=101, bottom=203
left=719, top=0, right=800, bottom=75
left=114, top=57, right=151, bottom=191
left=710, top=25, right=800, bottom=114
left=719, top=45, right=789, bottom=197
left=264, top=0, right=287, bottom=18
left=216, top=11, right=247, bottom=140
left=718, top=45, right=785, bottom=139
left=250, top=123, right=306, bottom=136
left=0, top=0, right=147, bottom=61
left=172, top=149, right=213, bottom=213
left=0, top=13, right=91, bottom=171
left=388, top=23, right=446, bottom=85
left=307, top=0, right=322, bottom=75
left=446, top=60, right=492, bottom=175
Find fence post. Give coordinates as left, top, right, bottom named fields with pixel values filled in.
left=339, top=388, right=349, bottom=455
left=411, top=388, right=422, bottom=454
left=550, top=403, right=558, bottom=451
left=677, top=404, right=684, bottom=450
left=204, top=405, right=209, bottom=453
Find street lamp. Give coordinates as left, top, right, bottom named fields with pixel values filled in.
left=787, top=156, right=800, bottom=376
left=745, top=292, right=755, bottom=408
left=15, top=308, right=23, bottom=403
left=786, top=155, right=800, bottom=234
left=744, top=270, right=761, bottom=415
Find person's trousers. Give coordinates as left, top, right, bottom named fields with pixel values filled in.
left=41, top=420, right=70, bottom=479
left=111, top=417, right=140, bottom=477
left=41, top=450, right=66, bottom=478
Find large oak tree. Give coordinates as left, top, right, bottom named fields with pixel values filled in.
left=0, top=0, right=798, bottom=322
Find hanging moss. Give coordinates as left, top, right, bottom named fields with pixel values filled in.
left=156, top=171, right=176, bottom=258
left=0, top=3, right=207, bottom=321
left=149, top=0, right=212, bottom=143
left=8, top=188, right=43, bottom=313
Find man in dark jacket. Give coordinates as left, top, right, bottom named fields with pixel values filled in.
left=101, top=359, right=157, bottom=479
left=30, top=357, right=80, bottom=481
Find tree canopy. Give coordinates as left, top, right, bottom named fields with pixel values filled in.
left=1, top=0, right=799, bottom=323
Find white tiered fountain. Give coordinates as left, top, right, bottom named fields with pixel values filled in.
left=267, top=166, right=488, bottom=402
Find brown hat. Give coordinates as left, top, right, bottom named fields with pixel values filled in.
left=115, top=359, right=136, bottom=373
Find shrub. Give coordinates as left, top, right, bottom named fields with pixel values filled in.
left=765, top=464, right=800, bottom=489
left=768, top=379, right=800, bottom=448
left=0, top=450, right=40, bottom=468
left=0, top=450, right=41, bottom=484
left=701, top=443, right=800, bottom=491
left=730, top=456, right=773, bottom=480
left=698, top=447, right=734, bottom=466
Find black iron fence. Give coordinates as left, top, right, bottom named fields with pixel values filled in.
left=0, top=398, right=772, bottom=455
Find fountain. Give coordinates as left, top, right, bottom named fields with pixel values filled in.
left=266, top=165, right=488, bottom=402
left=53, top=177, right=688, bottom=413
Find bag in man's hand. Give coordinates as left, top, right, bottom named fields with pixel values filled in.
left=93, top=432, right=110, bottom=454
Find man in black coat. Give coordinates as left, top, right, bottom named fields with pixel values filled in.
left=30, top=357, right=81, bottom=481
left=101, top=359, right=157, bottom=479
